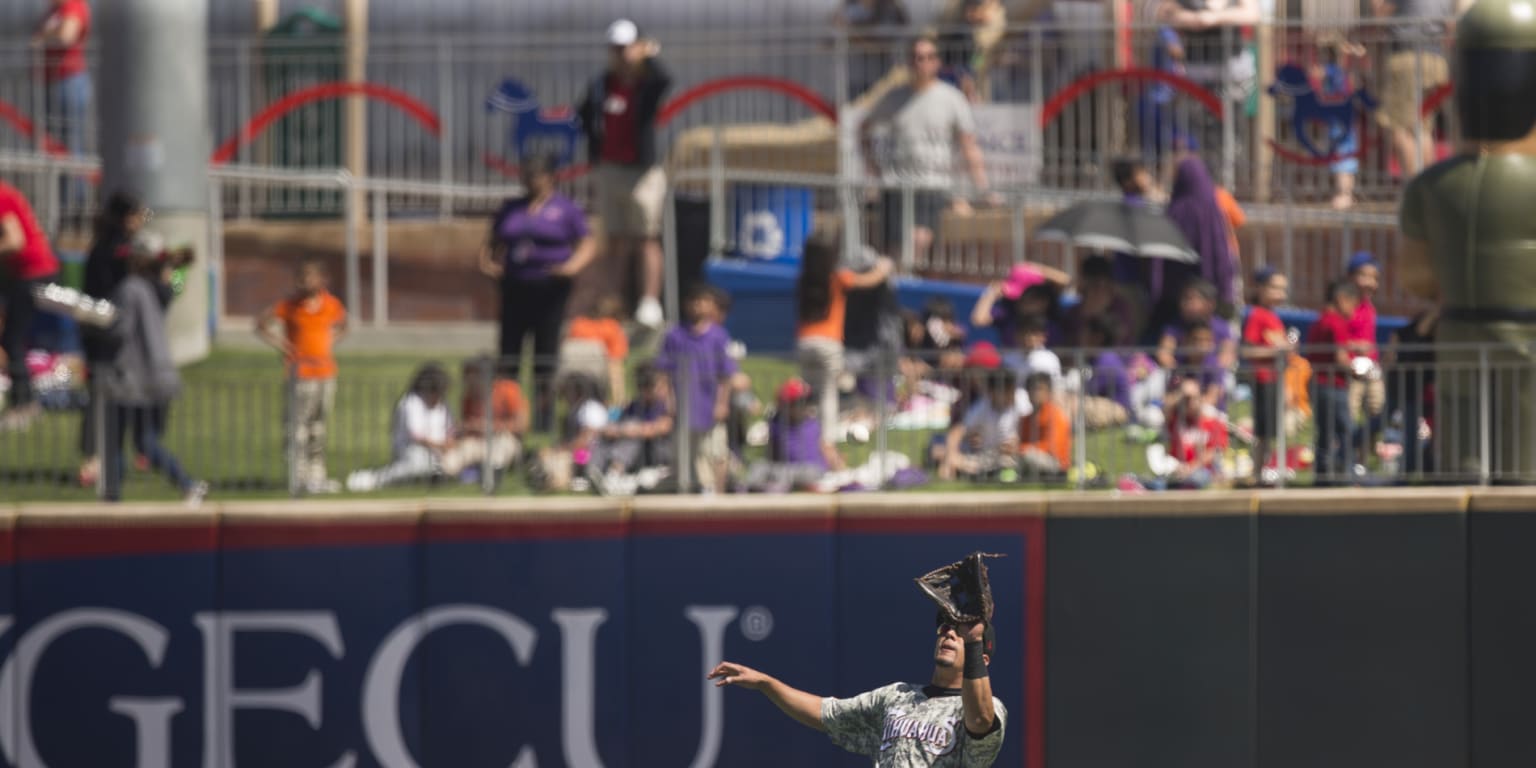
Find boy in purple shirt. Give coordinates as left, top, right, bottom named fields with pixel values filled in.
left=596, top=362, right=675, bottom=476
left=654, top=284, right=739, bottom=494
left=1156, top=278, right=1236, bottom=372
left=1079, top=315, right=1133, bottom=428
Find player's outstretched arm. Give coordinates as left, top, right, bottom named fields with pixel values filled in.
left=960, top=623, right=997, bottom=736
left=708, top=661, right=827, bottom=733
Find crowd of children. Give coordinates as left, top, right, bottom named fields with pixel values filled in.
left=241, top=196, right=1425, bottom=497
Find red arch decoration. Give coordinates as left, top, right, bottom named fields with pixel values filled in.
left=210, top=82, right=441, bottom=166
left=483, top=76, right=838, bottom=180
left=1040, top=67, right=1224, bottom=128
left=656, top=76, right=837, bottom=126
left=0, top=98, right=72, bottom=156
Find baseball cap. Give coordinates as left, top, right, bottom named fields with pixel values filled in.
left=777, top=377, right=810, bottom=405
left=1000, top=263, right=1044, bottom=299
left=963, top=341, right=1002, bottom=370
left=606, top=19, right=639, bottom=47
left=1347, top=251, right=1379, bottom=274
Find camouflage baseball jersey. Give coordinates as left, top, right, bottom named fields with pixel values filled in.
left=821, top=683, right=1006, bottom=766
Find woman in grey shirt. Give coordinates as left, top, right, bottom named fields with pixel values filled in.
left=101, top=233, right=206, bottom=505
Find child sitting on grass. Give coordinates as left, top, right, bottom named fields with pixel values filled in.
left=744, top=377, right=829, bottom=493
left=528, top=372, right=608, bottom=493
left=346, top=362, right=453, bottom=492
left=442, top=355, right=527, bottom=484
left=590, top=363, right=675, bottom=493
left=932, top=367, right=1019, bottom=482
left=1017, top=372, right=1072, bottom=478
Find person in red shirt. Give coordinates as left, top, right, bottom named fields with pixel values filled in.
left=1162, top=377, right=1230, bottom=490
left=0, top=179, right=59, bottom=426
left=577, top=19, right=673, bottom=329
left=1344, top=251, right=1385, bottom=450
left=33, top=0, right=92, bottom=204
left=256, top=259, right=349, bottom=493
left=1306, top=279, right=1361, bottom=481
left=1242, top=267, right=1291, bottom=482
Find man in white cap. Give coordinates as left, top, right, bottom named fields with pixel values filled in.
left=578, top=19, right=673, bottom=329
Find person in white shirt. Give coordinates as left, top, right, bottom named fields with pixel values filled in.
left=1004, top=315, right=1062, bottom=417
left=347, top=363, right=454, bottom=492
left=933, top=369, right=1019, bottom=480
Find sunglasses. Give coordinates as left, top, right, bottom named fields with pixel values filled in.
left=913, top=51, right=939, bottom=61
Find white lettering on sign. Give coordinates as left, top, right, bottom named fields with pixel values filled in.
left=0, top=604, right=759, bottom=767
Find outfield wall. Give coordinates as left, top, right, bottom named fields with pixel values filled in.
left=0, top=489, right=1528, bottom=767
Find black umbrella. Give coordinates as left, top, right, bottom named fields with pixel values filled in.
left=1034, top=200, right=1198, bottom=263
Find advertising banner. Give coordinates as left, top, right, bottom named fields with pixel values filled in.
left=0, top=505, right=1043, bottom=768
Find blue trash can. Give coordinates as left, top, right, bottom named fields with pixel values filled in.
left=730, top=184, right=812, bottom=264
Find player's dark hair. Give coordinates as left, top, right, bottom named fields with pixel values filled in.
left=1024, top=371, right=1053, bottom=392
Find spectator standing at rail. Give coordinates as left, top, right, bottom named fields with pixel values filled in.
left=1153, top=155, right=1237, bottom=333
left=860, top=35, right=995, bottom=265
left=1242, top=267, right=1290, bottom=483
left=32, top=0, right=92, bottom=209
left=100, top=232, right=207, bottom=506
left=77, top=192, right=150, bottom=484
left=478, top=153, right=596, bottom=432
left=1344, top=252, right=1386, bottom=457
left=655, top=284, right=739, bottom=494
left=255, top=259, right=349, bottom=495
left=1370, top=0, right=1455, bottom=178
left=1307, top=280, right=1362, bottom=482
left=578, top=19, right=672, bottom=329
left=1109, top=157, right=1160, bottom=291
left=796, top=227, right=894, bottom=471
left=0, top=178, right=58, bottom=431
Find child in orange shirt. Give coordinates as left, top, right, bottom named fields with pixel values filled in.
left=1017, top=372, right=1072, bottom=476
left=561, top=294, right=629, bottom=403
left=443, top=355, right=527, bottom=482
left=256, top=259, right=347, bottom=494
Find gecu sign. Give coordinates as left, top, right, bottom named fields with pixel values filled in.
left=0, top=604, right=747, bottom=768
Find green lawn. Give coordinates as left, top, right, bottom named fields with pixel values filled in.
left=2, top=347, right=1255, bottom=503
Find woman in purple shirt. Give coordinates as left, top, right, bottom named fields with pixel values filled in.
left=478, top=154, right=596, bottom=429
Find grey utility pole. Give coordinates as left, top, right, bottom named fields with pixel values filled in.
left=98, top=0, right=212, bottom=363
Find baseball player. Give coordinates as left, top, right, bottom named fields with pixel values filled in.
left=708, top=555, right=1005, bottom=766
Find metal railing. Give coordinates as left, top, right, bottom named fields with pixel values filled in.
left=3, top=340, right=1530, bottom=501
left=0, top=17, right=1459, bottom=203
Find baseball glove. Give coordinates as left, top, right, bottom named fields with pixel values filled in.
left=915, top=551, right=1004, bottom=626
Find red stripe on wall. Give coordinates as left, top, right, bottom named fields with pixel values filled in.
left=16, top=525, right=219, bottom=563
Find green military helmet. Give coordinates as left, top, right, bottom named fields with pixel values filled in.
left=1457, top=0, right=1536, bottom=139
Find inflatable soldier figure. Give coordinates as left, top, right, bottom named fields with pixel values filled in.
left=1399, top=0, right=1536, bottom=480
